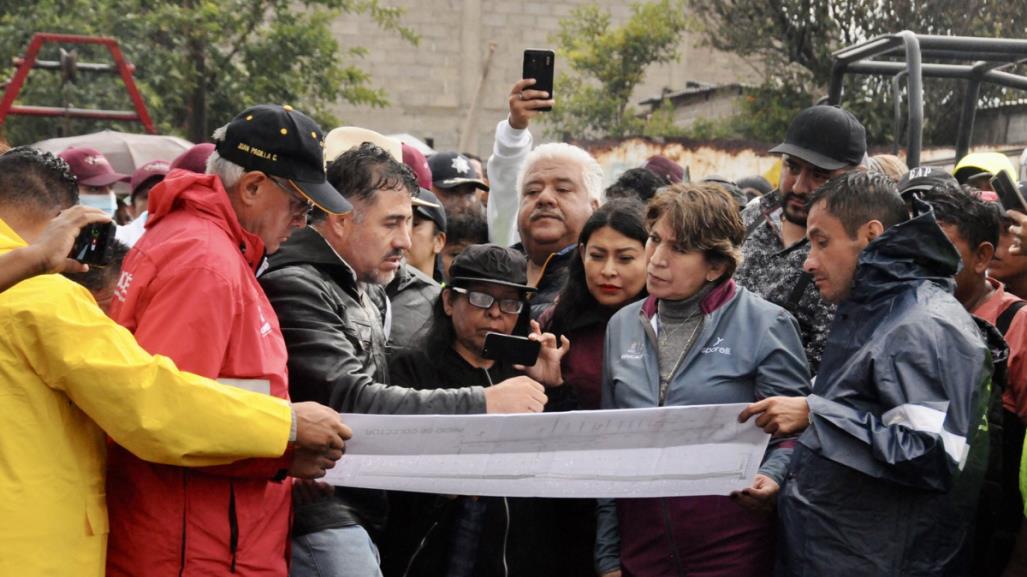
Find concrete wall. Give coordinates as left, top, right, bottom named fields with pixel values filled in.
left=328, top=0, right=749, bottom=158
left=975, top=105, right=1027, bottom=146
left=668, top=90, right=746, bottom=127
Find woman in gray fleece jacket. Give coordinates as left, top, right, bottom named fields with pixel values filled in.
left=595, top=183, right=812, bottom=577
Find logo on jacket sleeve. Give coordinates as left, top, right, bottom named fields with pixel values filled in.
left=114, top=271, right=134, bottom=303
left=701, top=337, right=732, bottom=356
left=258, top=307, right=272, bottom=337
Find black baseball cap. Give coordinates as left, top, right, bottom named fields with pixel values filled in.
left=770, top=105, right=867, bottom=171
left=897, top=167, right=958, bottom=195
left=429, top=151, right=490, bottom=192
left=214, top=104, right=351, bottom=214
left=414, top=188, right=447, bottom=233
left=449, top=244, right=536, bottom=293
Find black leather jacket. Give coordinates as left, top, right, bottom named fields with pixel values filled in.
left=260, top=225, right=487, bottom=538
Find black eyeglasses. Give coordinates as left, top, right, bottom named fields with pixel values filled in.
left=450, top=286, right=524, bottom=314
left=269, top=176, right=314, bottom=218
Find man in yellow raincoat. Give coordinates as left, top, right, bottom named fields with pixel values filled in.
left=0, top=146, right=351, bottom=577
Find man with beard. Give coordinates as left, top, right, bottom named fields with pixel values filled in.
left=259, top=142, right=548, bottom=577
left=735, top=105, right=867, bottom=374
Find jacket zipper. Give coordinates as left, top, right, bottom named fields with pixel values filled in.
left=401, top=517, right=442, bottom=577
left=483, top=368, right=510, bottom=577
left=659, top=498, right=687, bottom=577
left=228, top=480, right=239, bottom=573
left=501, top=497, right=510, bottom=577
left=178, top=473, right=189, bottom=577
left=662, top=315, right=705, bottom=406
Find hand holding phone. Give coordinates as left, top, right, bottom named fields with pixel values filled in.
left=30, top=204, right=111, bottom=274
left=521, top=49, right=555, bottom=113
left=69, top=221, right=117, bottom=267
left=482, top=332, right=541, bottom=366
left=992, top=171, right=1027, bottom=214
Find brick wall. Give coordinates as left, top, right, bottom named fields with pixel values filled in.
left=328, top=0, right=750, bottom=158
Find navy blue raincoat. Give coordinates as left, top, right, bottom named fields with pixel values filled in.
left=777, top=203, right=992, bottom=577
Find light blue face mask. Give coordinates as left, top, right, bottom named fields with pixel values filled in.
left=79, top=191, right=117, bottom=216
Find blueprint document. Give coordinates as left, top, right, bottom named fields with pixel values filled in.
left=324, top=404, right=771, bottom=498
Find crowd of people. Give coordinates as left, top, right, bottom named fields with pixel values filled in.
left=3, top=73, right=1027, bottom=577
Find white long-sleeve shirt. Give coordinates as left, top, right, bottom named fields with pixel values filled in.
left=485, top=119, right=533, bottom=247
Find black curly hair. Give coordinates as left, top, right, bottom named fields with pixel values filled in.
left=0, top=146, right=79, bottom=211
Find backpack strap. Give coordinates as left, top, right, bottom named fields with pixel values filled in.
left=996, top=300, right=1027, bottom=336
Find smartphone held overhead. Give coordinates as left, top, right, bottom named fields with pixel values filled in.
left=522, top=49, right=555, bottom=112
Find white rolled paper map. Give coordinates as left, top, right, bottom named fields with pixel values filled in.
left=324, top=404, right=771, bottom=498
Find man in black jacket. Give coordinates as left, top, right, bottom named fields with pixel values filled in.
left=742, top=171, right=991, bottom=576
left=259, top=143, right=548, bottom=577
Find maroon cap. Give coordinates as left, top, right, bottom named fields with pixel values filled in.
left=169, top=142, right=216, bottom=174
left=642, top=155, right=685, bottom=184
left=402, top=143, right=433, bottom=190
left=130, top=160, right=171, bottom=197
left=58, top=147, right=130, bottom=187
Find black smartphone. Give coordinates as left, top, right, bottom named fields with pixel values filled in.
left=482, top=332, right=541, bottom=366
left=69, top=221, right=117, bottom=266
left=992, top=171, right=1027, bottom=214
left=522, top=49, right=555, bottom=112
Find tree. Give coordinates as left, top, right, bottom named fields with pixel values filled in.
left=0, top=0, right=417, bottom=145
left=543, top=0, right=692, bottom=140
left=689, top=0, right=1027, bottom=147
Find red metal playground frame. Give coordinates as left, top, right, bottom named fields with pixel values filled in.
left=0, top=33, right=155, bottom=134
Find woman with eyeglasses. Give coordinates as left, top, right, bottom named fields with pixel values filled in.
left=595, top=183, right=812, bottom=577
left=383, top=243, right=572, bottom=577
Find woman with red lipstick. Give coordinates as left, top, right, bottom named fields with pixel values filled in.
left=542, top=198, right=649, bottom=411
left=595, top=183, right=811, bottom=577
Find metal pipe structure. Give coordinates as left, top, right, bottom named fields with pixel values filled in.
left=899, top=31, right=924, bottom=167
left=892, top=72, right=906, bottom=155
left=830, top=31, right=1027, bottom=167
left=0, top=32, right=155, bottom=133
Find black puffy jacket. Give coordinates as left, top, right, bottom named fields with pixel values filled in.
left=777, top=203, right=992, bottom=577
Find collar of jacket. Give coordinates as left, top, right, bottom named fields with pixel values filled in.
left=848, top=199, right=960, bottom=304
left=387, top=262, right=439, bottom=297
left=546, top=301, right=621, bottom=334
left=639, top=278, right=737, bottom=319
left=145, top=170, right=266, bottom=272
left=266, top=225, right=361, bottom=294
left=0, top=217, right=27, bottom=253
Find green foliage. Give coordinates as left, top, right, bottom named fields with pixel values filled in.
left=0, top=0, right=417, bottom=144
left=690, top=0, right=1027, bottom=147
left=544, top=0, right=692, bottom=140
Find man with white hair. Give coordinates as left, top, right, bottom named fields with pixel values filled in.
left=105, top=104, right=353, bottom=577
left=485, top=78, right=601, bottom=317
left=516, top=142, right=602, bottom=317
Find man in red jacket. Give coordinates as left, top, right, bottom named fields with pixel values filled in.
left=106, top=104, right=353, bottom=577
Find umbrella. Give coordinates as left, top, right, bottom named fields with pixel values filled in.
left=32, top=130, right=194, bottom=175
left=389, top=133, right=435, bottom=156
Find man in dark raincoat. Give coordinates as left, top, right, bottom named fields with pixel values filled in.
left=741, top=171, right=991, bottom=576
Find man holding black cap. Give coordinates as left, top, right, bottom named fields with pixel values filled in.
left=429, top=150, right=490, bottom=214
left=735, top=104, right=867, bottom=374
left=106, top=104, right=351, bottom=577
